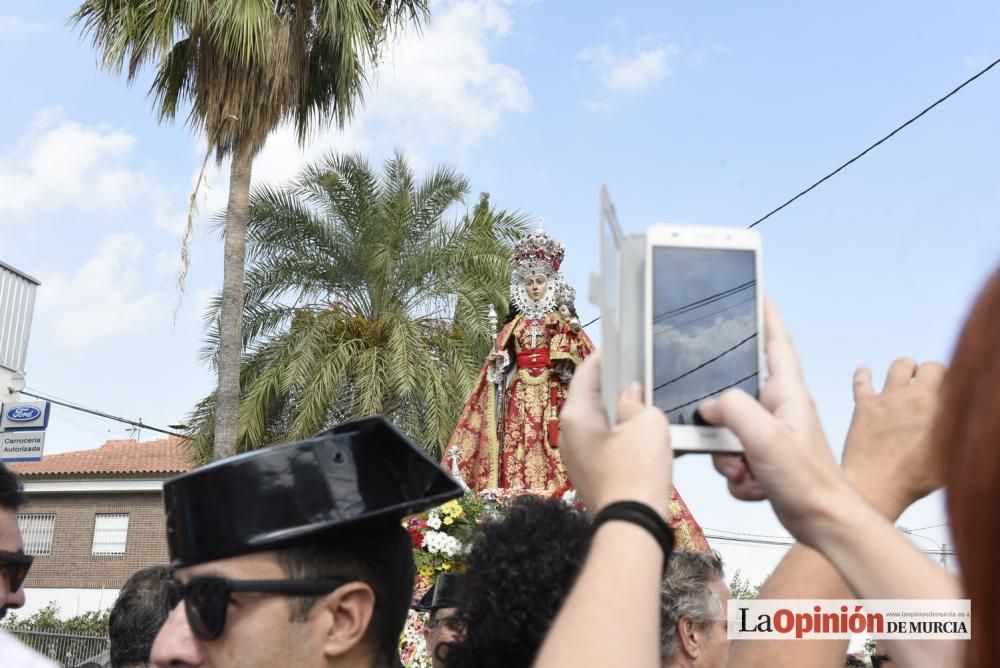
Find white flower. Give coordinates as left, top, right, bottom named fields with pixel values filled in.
left=427, top=510, right=442, bottom=530
left=561, top=489, right=579, bottom=505
left=424, top=530, right=462, bottom=557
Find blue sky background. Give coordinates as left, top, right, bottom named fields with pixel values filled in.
left=3, top=0, right=998, bottom=582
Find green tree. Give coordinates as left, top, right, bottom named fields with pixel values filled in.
left=186, top=153, right=530, bottom=461
left=72, top=0, right=427, bottom=460
left=2, top=601, right=110, bottom=635
left=728, top=569, right=764, bottom=600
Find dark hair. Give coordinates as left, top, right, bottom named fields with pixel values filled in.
left=0, top=463, right=24, bottom=511
left=444, top=496, right=591, bottom=668
left=942, top=263, right=1000, bottom=668
left=109, top=565, right=171, bottom=668
left=276, top=520, right=414, bottom=668
left=503, top=303, right=520, bottom=325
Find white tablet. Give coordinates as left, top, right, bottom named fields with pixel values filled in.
left=644, top=224, right=764, bottom=452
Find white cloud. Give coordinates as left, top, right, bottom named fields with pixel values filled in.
left=0, top=110, right=148, bottom=217
left=36, top=234, right=164, bottom=350
left=221, top=0, right=532, bottom=190
left=183, top=0, right=531, bottom=218
left=0, top=16, right=48, bottom=36
left=580, top=42, right=679, bottom=93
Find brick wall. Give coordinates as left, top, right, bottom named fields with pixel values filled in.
left=21, top=491, right=170, bottom=589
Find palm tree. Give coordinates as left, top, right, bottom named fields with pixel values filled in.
left=72, top=0, right=427, bottom=460
left=185, top=153, right=530, bottom=462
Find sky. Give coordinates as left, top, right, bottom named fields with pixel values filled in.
left=3, top=0, right=999, bottom=584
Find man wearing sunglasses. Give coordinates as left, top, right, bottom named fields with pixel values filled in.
left=0, top=462, right=60, bottom=667
left=0, top=462, right=30, bottom=620
left=151, top=417, right=462, bottom=668
left=413, top=572, right=466, bottom=668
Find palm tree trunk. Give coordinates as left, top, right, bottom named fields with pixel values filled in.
left=213, top=143, right=254, bottom=460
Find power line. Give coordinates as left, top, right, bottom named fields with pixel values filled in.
left=654, top=333, right=757, bottom=392
left=906, top=522, right=949, bottom=532
left=748, top=55, right=1000, bottom=228
left=656, top=295, right=757, bottom=337
left=50, top=412, right=116, bottom=440
left=654, top=281, right=756, bottom=324
left=584, top=56, right=1000, bottom=329
left=703, top=526, right=793, bottom=541
left=704, top=532, right=957, bottom=557
left=661, top=372, right=759, bottom=414
left=19, top=389, right=185, bottom=439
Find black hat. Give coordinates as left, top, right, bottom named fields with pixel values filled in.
left=163, top=416, right=463, bottom=568
left=412, top=573, right=466, bottom=612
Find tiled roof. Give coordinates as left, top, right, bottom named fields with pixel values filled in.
left=7, top=436, right=193, bottom=477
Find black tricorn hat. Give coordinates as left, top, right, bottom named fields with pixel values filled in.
left=412, top=573, right=466, bottom=612
left=163, top=416, right=463, bottom=568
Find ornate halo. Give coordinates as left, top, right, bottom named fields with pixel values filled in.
left=508, top=221, right=567, bottom=320
left=510, top=266, right=561, bottom=320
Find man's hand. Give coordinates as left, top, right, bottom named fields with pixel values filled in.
left=841, top=358, right=946, bottom=518
left=698, top=299, right=846, bottom=546
left=559, top=352, right=673, bottom=520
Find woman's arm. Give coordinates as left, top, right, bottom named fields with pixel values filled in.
left=534, top=354, right=672, bottom=668
left=699, top=301, right=963, bottom=668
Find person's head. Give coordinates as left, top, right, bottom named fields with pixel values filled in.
left=151, top=416, right=461, bottom=668
left=152, top=520, right=414, bottom=668
left=443, top=495, right=591, bottom=668
left=524, top=274, right=549, bottom=301
left=870, top=641, right=895, bottom=668
left=941, top=263, right=1000, bottom=668
left=0, top=463, right=28, bottom=620
left=660, top=550, right=729, bottom=668
left=419, top=573, right=466, bottom=668
left=425, top=607, right=460, bottom=668
left=109, top=565, right=171, bottom=667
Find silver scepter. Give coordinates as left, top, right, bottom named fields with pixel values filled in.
left=488, top=304, right=506, bottom=444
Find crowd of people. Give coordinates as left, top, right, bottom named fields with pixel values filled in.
left=2, top=263, right=999, bottom=667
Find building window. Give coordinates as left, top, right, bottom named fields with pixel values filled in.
left=92, top=513, right=129, bottom=556
left=17, top=513, right=55, bottom=556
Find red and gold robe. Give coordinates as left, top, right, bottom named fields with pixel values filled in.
left=446, top=310, right=711, bottom=551
left=449, top=312, right=591, bottom=490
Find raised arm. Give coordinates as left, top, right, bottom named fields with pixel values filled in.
left=699, top=300, right=963, bottom=668
left=719, top=356, right=946, bottom=667
left=534, top=353, right=672, bottom=668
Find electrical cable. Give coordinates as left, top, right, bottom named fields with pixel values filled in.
left=653, top=333, right=757, bottom=392
left=584, top=56, right=1000, bottom=329
left=748, top=55, right=1000, bottom=228
left=18, top=389, right=185, bottom=439
left=660, top=372, right=759, bottom=414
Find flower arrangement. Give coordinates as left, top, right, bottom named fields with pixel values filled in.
left=399, top=488, right=579, bottom=666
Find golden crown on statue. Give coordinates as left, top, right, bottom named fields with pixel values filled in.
left=512, top=220, right=566, bottom=274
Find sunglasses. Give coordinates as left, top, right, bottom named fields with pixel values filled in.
left=0, top=550, right=33, bottom=594
left=164, top=575, right=348, bottom=641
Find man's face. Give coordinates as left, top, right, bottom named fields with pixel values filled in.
left=0, top=508, right=26, bottom=619
left=524, top=275, right=549, bottom=301
left=696, top=578, right=731, bottom=667
left=151, top=552, right=323, bottom=668
left=425, top=607, right=460, bottom=668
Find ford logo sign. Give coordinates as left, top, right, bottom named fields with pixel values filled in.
left=6, top=406, right=41, bottom=422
